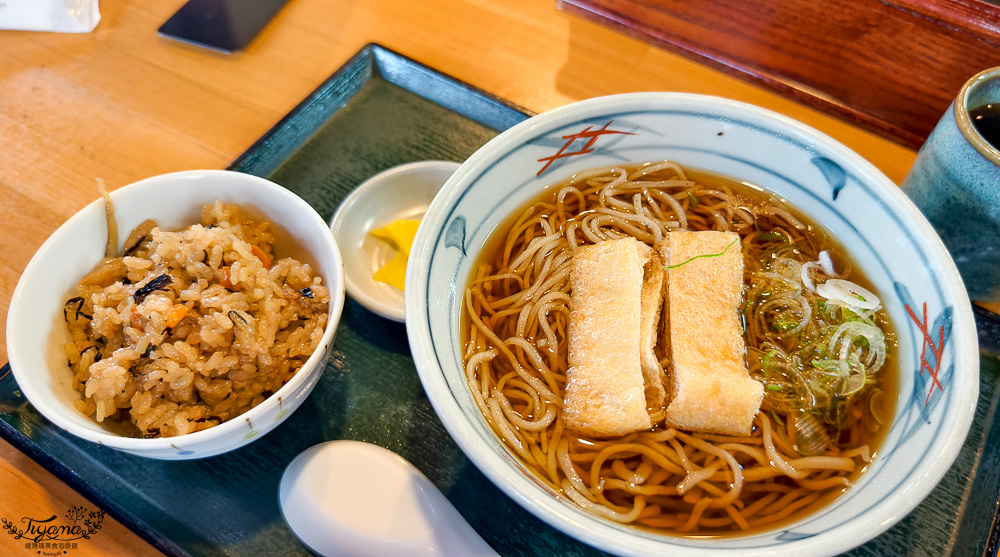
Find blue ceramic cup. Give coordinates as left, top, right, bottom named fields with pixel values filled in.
left=902, top=67, right=1000, bottom=301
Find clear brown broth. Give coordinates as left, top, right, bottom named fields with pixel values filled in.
left=462, top=163, right=898, bottom=537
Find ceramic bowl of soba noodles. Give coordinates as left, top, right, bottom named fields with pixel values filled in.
left=404, top=93, right=980, bottom=555
left=7, top=170, right=345, bottom=459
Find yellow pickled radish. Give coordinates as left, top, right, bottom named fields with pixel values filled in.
left=372, top=252, right=408, bottom=291
left=370, top=219, right=420, bottom=256
left=370, top=219, right=420, bottom=291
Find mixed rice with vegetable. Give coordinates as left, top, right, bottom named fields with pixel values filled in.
left=64, top=202, right=329, bottom=437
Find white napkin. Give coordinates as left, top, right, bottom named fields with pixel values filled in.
left=0, top=0, right=101, bottom=33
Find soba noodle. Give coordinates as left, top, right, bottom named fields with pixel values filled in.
left=462, top=161, right=895, bottom=535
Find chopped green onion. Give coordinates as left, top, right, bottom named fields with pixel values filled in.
left=766, top=384, right=783, bottom=391
left=688, top=192, right=700, bottom=207
left=772, top=317, right=798, bottom=331
left=841, top=372, right=867, bottom=396
left=869, top=389, right=886, bottom=426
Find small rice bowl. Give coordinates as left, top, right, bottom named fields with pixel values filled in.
left=64, top=202, right=329, bottom=438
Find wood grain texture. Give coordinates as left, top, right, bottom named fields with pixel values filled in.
left=0, top=442, right=159, bottom=556
left=559, top=0, right=1000, bottom=148
left=0, top=0, right=988, bottom=554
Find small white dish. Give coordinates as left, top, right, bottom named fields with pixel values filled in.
left=279, top=440, right=497, bottom=557
left=330, top=161, right=460, bottom=322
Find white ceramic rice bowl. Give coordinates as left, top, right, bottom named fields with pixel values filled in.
left=405, top=93, right=979, bottom=556
left=6, top=170, right=346, bottom=460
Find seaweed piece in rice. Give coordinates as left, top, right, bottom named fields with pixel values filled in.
left=121, top=219, right=158, bottom=257
left=133, top=274, right=173, bottom=304
left=81, top=345, right=103, bottom=363
left=64, top=297, right=92, bottom=322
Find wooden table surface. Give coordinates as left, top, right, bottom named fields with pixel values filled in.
left=0, top=1, right=993, bottom=555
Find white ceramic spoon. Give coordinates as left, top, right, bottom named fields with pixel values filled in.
left=279, top=440, right=499, bottom=557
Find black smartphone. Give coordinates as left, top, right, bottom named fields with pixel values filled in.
left=158, top=0, right=291, bottom=53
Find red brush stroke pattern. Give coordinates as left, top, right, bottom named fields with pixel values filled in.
left=905, top=302, right=945, bottom=405
left=537, top=121, right=635, bottom=176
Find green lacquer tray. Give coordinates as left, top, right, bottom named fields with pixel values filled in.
left=3, top=44, right=1000, bottom=557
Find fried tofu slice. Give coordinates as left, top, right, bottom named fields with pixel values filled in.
left=563, top=238, right=665, bottom=437
left=661, top=230, right=763, bottom=436
left=639, top=251, right=667, bottom=424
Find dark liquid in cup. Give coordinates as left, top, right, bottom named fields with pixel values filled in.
left=969, top=103, right=1000, bottom=149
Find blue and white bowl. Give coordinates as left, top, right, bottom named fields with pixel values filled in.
left=405, top=93, right=979, bottom=556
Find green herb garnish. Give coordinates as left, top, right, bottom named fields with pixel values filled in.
left=759, top=231, right=787, bottom=242
left=771, top=410, right=786, bottom=428
left=688, top=192, right=700, bottom=207
left=665, top=238, right=738, bottom=270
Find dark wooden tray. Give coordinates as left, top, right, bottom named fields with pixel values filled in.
left=558, top=0, right=1000, bottom=149
left=3, top=43, right=1000, bottom=557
